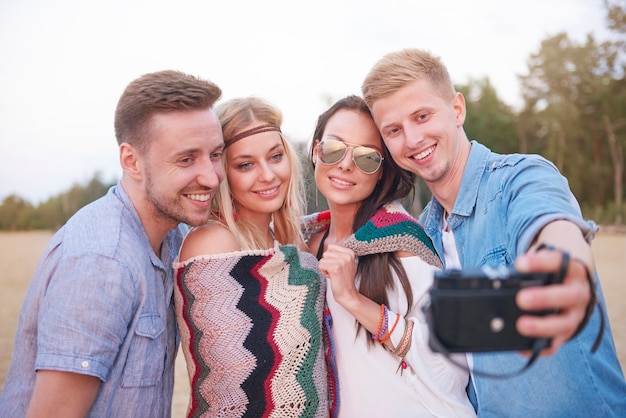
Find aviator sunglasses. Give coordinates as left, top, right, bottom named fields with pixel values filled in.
left=317, top=138, right=384, bottom=174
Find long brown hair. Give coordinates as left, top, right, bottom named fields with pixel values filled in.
left=310, top=95, right=417, bottom=342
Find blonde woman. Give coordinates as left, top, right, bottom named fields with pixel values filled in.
left=173, top=97, right=333, bottom=417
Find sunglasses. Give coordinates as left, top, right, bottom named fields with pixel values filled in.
left=317, top=138, right=384, bottom=174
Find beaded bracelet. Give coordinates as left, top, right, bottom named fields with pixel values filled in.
left=379, top=313, right=401, bottom=345
left=372, top=304, right=385, bottom=340
left=373, top=304, right=389, bottom=341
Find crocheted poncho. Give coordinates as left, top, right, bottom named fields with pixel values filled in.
left=304, top=200, right=443, bottom=268
left=174, top=244, right=332, bottom=418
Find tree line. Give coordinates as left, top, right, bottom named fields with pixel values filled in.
left=1, top=1, right=624, bottom=231
left=0, top=174, right=114, bottom=231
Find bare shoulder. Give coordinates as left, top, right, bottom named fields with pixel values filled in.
left=179, top=221, right=240, bottom=260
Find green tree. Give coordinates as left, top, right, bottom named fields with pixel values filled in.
left=457, top=77, right=519, bottom=154
left=0, top=173, right=114, bottom=230
left=519, top=32, right=622, bottom=212
left=602, top=0, right=626, bottom=224
left=605, top=0, right=626, bottom=33
left=0, top=195, right=34, bottom=230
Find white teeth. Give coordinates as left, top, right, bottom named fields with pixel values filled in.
left=257, top=187, right=278, bottom=195
left=331, top=177, right=353, bottom=186
left=414, top=146, right=435, bottom=160
left=188, top=193, right=211, bottom=202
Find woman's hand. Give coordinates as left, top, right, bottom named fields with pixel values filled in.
left=318, top=244, right=359, bottom=305
left=319, top=243, right=391, bottom=340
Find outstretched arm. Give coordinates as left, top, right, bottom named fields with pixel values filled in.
left=514, top=219, right=595, bottom=355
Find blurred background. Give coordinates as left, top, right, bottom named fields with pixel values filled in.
left=0, top=0, right=624, bottom=227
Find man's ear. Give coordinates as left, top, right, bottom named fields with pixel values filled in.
left=119, top=143, right=142, bottom=180
left=453, top=92, right=467, bottom=127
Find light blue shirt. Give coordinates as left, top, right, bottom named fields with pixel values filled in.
left=420, top=141, right=626, bottom=417
left=0, top=183, right=185, bottom=417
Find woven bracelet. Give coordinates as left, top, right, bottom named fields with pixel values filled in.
left=393, top=319, right=414, bottom=357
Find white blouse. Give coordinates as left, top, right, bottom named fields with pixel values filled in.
left=327, top=255, right=476, bottom=417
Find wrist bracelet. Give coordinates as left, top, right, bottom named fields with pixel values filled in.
left=392, top=319, right=414, bottom=357
left=379, top=313, right=400, bottom=345
left=373, top=304, right=388, bottom=341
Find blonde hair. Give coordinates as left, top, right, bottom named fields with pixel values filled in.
left=214, top=97, right=306, bottom=250
left=361, top=48, right=456, bottom=108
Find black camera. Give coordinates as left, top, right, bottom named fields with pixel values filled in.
left=424, top=266, right=562, bottom=353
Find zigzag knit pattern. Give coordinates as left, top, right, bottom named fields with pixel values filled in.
left=344, top=201, right=443, bottom=269
left=304, top=201, right=442, bottom=268
left=174, top=244, right=331, bottom=418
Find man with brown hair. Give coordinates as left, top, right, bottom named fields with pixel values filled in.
left=0, top=70, right=224, bottom=417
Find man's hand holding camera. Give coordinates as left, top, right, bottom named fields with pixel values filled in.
left=515, top=220, right=599, bottom=357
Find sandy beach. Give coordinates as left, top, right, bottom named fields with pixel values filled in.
left=0, top=229, right=624, bottom=416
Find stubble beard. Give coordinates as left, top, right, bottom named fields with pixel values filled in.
left=145, top=175, right=211, bottom=228
left=415, top=158, right=450, bottom=185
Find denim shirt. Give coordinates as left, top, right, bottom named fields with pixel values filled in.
left=420, top=141, right=626, bottom=417
left=0, top=183, right=185, bottom=417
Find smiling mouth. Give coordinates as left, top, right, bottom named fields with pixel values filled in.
left=330, top=177, right=354, bottom=186
left=412, top=145, right=435, bottom=160
left=255, top=186, right=280, bottom=195
left=187, top=193, right=212, bottom=202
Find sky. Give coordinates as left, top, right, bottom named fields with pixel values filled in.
left=0, top=0, right=611, bottom=204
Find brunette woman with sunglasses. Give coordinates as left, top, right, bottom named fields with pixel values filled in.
left=305, top=95, right=476, bottom=417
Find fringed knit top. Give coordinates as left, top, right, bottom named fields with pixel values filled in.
left=303, top=200, right=442, bottom=268
left=174, top=243, right=332, bottom=418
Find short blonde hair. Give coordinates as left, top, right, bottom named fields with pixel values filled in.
left=361, top=48, right=455, bottom=108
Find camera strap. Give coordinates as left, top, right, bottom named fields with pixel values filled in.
left=426, top=323, right=552, bottom=379
left=536, top=243, right=605, bottom=353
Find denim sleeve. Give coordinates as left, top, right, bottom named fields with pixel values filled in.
left=36, top=253, right=137, bottom=381
left=501, top=155, right=597, bottom=256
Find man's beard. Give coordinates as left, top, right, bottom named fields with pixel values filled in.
left=144, top=175, right=211, bottom=228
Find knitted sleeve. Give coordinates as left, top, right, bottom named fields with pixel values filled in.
left=343, top=200, right=443, bottom=269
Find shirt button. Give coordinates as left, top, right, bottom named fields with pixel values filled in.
left=81, top=360, right=89, bottom=368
